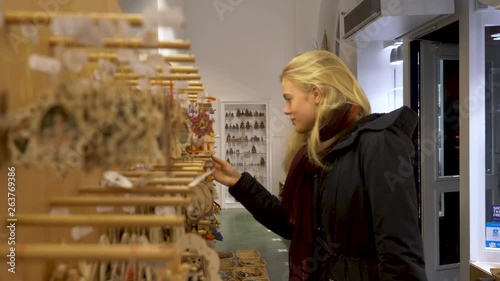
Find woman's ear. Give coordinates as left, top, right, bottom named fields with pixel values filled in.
left=312, top=87, right=323, bottom=105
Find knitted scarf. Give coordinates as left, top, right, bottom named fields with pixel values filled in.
left=281, top=103, right=360, bottom=280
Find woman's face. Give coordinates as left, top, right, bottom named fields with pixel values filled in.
left=282, top=78, right=321, bottom=134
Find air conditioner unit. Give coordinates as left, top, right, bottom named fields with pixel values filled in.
left=342, top=0, right=455, bottom=42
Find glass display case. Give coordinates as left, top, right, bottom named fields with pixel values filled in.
left=485, top=25, right=500, bottom=250
left=219, top=101, right=270, bottom=208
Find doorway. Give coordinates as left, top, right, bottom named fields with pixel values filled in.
left=410, top=21, right=460, bottom=281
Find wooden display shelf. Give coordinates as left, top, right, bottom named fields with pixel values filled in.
left=118, top=65, right=199, bottom=74
left=129, top=177, right=195, bottom=186
left=115, top=73, right=201, bottom=81
left=87, top=53, right=197, bottom=63
left=4, top=11, right=144, bottom=26
left=49, top=196, right=191, bottom=206
left=79, top=186, right=192, bottom=194
left=120, top=170, right=201, bottom=177
left=11, top=214, right=185, bottom=227
left=50, top=37, right=191, bottom=49
left=0, top=244, right=179, bottom=261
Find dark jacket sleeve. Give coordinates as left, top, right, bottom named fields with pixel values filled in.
left=229, top=172, right=293, bottom=239
left=360, top=127, right=428, bottom=281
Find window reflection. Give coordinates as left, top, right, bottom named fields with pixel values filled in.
left=485, top=26, right=500, bottom=249
left=437, top=59, right=460, bottom=177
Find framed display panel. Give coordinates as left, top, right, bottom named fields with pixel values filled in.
left=219, top=101, right=270, bottom=209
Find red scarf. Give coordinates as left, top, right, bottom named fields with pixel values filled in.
left=281, top=103, right=360, bottom=280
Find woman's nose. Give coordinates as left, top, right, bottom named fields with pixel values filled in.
left=284, top=105, right=291, bottom=115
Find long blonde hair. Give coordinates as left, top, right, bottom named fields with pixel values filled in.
left=281, top=50, right=371, bottom=172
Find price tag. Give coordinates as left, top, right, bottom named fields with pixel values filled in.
left=29, top=54, right=62, bottom=74
left=122, top=206, right=136, bottom=213
left=96, top=206, right=114, bottom=213
left=71, top=226, right=93, bottom=241
left=117, top=49, right=135, bottom=63
left=155, top=206, right=176, bottom=215
left=49, top=207, right=70, bottom=215
left=61, top=49, right=88, bottom=73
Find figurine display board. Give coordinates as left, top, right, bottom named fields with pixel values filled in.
left=0, top=1, right=222, bottom=280
left=219, top=102, right=269, bottom=209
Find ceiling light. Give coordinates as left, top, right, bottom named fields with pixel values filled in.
left=390, top=46, right=403, bottom=65
left=492, top=33, right=500, bottom=37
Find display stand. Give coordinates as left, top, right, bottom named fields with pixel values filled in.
left=219, top=101, right=270, bottom=209
left=0, top=1, right=223, bottom=280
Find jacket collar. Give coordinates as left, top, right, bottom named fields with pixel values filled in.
left=330, top=106, right=418, bottom=152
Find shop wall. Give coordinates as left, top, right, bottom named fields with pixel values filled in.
left=170, top=0, right=296, bottom=198
left=357, top=41, right=404, bottom=113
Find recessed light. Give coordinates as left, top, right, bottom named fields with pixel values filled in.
left=492, top=33, right=500, bottom=38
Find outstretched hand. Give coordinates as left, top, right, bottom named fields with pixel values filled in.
left=211, top=155, right=242, bottom=188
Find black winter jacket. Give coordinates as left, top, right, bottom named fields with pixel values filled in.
left=229, top=106, right=427, bottom=281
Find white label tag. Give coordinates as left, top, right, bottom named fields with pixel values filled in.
left=61, top=49, right=88, bottom=73
left=117, top=49, right=135, bottom=63
left=71, top=226, right=93, bottom=241
left=155, top=206, right=176, bottom=215
left=49, top=207, right=70, bottom=215
left=76, top=25, right=103, bottom=47
left=50, top=16, right=67, bottom=36
left=122, top=206, right=136, bottom=213
left=29, top=54, right=62, bottom=74
left=96, top=206, right=114, bottom=213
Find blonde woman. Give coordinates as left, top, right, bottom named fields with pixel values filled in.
left=211, top=50, right=427, bottom=281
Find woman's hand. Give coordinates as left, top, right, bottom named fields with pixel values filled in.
left=211, top=155, right=242, bottom=188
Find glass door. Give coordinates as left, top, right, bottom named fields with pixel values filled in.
left=420, top=41, right=460, bottom=281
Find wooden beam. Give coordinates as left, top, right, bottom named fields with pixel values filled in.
left=50, top=37, right=191, bottom=50
left=50, top=196, right=191, bottom=206
left=4, top=11, right=144, bottom=26
left=13, top=214, right=185, bottom=227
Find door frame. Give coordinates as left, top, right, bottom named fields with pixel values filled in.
left=420, top=41, right=460, bottom=281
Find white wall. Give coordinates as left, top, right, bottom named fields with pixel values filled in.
left=357, top=41, right=403, bottom=113
left=171, top=0, right=297, bottom=199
